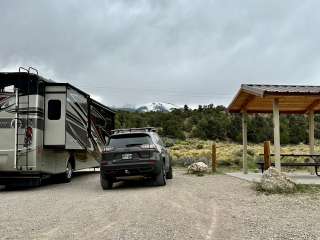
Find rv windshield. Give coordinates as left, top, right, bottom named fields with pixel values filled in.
left=108, top=134, right=151, bottom=148
left=3, top=85, right=14, bottom=93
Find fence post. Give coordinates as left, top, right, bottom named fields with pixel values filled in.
left=264, top=141, right=271, bottom=170
left=212, top=143, right=216, bottom=172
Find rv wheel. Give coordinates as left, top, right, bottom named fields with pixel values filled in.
left=61, top=161, right=73, bottom=183
left=100, top=175, right=113, bottom=190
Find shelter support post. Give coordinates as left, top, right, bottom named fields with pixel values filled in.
left=273, top=98, right=281, bottom=170
left=242, top=111, right=248, bottom=174
left=309, top=111, right=315, bottom=155
left=309, top=111, right=315, bottom=173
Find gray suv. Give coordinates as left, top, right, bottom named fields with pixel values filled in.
left=100, top=128, right=173, bottom=189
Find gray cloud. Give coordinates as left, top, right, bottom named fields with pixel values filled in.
left=1, top=0, right=320, bottom=107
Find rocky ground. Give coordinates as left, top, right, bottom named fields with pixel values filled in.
left=0, top=169, right=320, bottom=240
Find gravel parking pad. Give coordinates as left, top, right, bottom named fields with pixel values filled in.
left=0, top=170, right=319, bottom=240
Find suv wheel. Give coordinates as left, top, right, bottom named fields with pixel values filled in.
left=166, top=165, right=173, bottom=179
left=154, top=162, right=166, bottom=186
left=100, top=174, right=114, bottom=190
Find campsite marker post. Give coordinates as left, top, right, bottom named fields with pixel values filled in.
left=264, top=141, right=271, bottom=170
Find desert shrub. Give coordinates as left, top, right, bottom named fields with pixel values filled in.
left=196, top=144, right=204, bottom=149
left=163, top=138, right=175, bottom=147
left=255, top=182, right=320, bottom=194
left=247, top=149, right=255, bottom=156
left=171, top=157, right=186, bottom=167
left=217, top=159, right=232, bottom=166
left=255, top=182, right=297, bottom=194
left=231, top=149, right=256, bottom=168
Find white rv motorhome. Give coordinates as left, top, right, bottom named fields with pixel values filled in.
left=0, top=68, right=115, bottom=186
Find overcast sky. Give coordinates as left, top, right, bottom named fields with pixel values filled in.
left=1, top=0, right=320, bottom=108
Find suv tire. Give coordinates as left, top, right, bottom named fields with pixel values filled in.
left=100, top=175, right=113, bottom=190
left=154, top=162, right=166, bottom=186
left=166, top=165, right=173, bottom=179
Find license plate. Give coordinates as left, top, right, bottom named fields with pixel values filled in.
left=122, top=153, right=133, bottom=160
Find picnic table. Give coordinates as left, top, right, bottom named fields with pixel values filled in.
left=257, top=154, right=320, bottom=177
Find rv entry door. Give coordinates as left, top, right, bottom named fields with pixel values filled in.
left=44, top=86, right=66, bottom=147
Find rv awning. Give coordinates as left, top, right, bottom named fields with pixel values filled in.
left=228, top=84, right=320, bottom=114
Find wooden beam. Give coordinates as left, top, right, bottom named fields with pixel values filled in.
left=305, top=99, right=320, bottom=113
left=242, top=111, right=248, bottom=174
left=240, top=96, right=255, bottom=111
left=230, top=109, right=311, bottom=114
left=273, top=98, right=281, bottom=170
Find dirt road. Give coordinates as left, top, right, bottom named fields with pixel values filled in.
left=1, top=169, right=320, bottom=240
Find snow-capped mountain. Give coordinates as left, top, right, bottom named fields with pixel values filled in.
left=136, top=102, right=181, bottom=112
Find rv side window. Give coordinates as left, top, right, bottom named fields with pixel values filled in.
left=48, top=100, right=61, bottom=120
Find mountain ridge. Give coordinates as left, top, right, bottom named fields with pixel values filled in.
left=114, top=102, right=181, bottom=112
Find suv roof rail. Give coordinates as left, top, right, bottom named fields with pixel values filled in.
left=112, top=127, right=157, bottom=134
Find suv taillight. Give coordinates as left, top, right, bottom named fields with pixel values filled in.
left=140, top=144, right=156, bottom=150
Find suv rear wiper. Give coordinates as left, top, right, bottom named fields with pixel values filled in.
left=125, top=143, right=143, bottom=147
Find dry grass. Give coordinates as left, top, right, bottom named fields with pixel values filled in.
left=169, top=139, right=317, bottom=169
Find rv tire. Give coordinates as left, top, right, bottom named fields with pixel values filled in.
left=61, top=161, right=73, bottom=183
left=100, top=175, right=113, bottom=190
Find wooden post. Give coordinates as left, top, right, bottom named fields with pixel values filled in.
left=309, top=111, right=315, bottom=173
left=242, top=111, right=248, bottom=174
left=309, top=111, right=315, bottom=155
left=273, top=98, right=281, bottom=170
left=264, top=141, right=271, bottom=170
left=212, top=143, right=216, bottom=172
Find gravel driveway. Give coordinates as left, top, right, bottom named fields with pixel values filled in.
left=1, top=169, right=320, bottom=240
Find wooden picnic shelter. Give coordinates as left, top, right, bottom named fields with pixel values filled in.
left=228, top=84, right=320, bottom=174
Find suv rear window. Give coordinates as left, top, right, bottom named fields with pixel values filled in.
left=108, top=134, right=152, bottom=148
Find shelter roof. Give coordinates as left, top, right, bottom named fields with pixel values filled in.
left=228, top=84, right=320, bottom=113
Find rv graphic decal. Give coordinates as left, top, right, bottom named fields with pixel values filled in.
left=0, top=95, right=15, bottom=112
